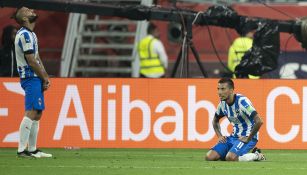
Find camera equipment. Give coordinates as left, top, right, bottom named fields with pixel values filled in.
left=2, top=0, right=307, bottom=77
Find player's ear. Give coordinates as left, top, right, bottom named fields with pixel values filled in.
left=230, top=87, right=234, bottom=93
left=22, top=16, right=28, bottom=23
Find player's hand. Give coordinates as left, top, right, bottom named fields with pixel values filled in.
left=239, top=136, right=250, bottom=143
left=218, top=136, right=227, bottom=143
left=43, top=78, right=51, bottom=91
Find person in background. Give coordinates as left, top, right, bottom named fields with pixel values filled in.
left=138, top=22, right=168, bottom=78
left=0, top=25, right=18, bottom=77
left=228, top=31, right=259, bottom=79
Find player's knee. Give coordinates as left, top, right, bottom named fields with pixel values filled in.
left=205, top=151, right=219, bottom=161
left=205, top=156, right=216, bottom=161
left=25, top=110, right=37, bottom=120
left=37, top=110, right=42, bottom=115
left=35, top=110, right=43, bottom=120
left=225, top=154, right=238, bottom=161
left=204, top=154, right=211, bottom=161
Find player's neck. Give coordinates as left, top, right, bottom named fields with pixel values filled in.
left=22, top=23, right=35, bottom=31
left=226, top=94, right=235, bottom=105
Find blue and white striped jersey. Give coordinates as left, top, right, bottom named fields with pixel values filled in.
left=215, top=94, right=258, bottom=140
left=14, top=27, right=39, bottom=78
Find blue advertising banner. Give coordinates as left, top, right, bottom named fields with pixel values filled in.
left=266, top=52, right=307, bottom=79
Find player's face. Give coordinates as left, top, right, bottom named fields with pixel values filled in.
left=20, top=7, right=38, bottom=23
left=217, top=83, right=233, bottom=101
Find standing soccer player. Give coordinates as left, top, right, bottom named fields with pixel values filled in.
left=205, top=78, right=265, bottom=161
left=13, top=7, right=52, bottom=158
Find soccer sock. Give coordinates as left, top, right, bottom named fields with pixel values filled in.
left=28, top=120, right=39, bottom=152
left=238, top=153, right=258, bottom=162
left=18, top=117, right=33, bottom=152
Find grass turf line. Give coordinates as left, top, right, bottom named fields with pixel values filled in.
left=0, top=148, right=306, bottom=175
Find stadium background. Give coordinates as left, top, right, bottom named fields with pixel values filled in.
left=0, top=3, right=306, bottom=77
left=1, top=2, right=307, bottom=174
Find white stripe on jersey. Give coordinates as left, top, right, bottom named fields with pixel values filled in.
left=236, top=98, right=253, bottom=136
left=20, top=33, right=34, bottom=51
left=19, top=66, right=25, bottom=78
left=237, top=142, right=244, bottom=149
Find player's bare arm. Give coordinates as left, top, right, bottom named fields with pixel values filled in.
left=37, top=54, right=51, bottom=90
left=37, top=54, right=48, bottom=72
left=239, top=114, right=263, bottom=143
left=25, top=53, right=50, bottom=90
left=212, top=115, right=226, bottom=143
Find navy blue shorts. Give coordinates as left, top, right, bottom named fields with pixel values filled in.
left=211, top=136, right=257, bottom=160
left=21, top=77, right=45, bottom=111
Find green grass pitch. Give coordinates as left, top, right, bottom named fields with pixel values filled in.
left=1, top=148, right=307, bottom=175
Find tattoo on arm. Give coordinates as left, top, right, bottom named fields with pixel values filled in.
left=212, top=115, right=223, bottom=138
left=248, top=114, right=263, bottom=140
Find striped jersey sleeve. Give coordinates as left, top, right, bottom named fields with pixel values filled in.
left=215, top=102, right=225, bottom=117
left=19, top=31, right=35, bottom=54
left=239, top=97, right=257, bottom=119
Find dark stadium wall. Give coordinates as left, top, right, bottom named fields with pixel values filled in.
left=0, top=8, right=68, bottom=49
left=0, top=7, right=68, bottom=76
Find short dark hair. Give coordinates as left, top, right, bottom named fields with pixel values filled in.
left=218, top=77, right=234, bottom=89
left=147, top=23, right=157, bottom=34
